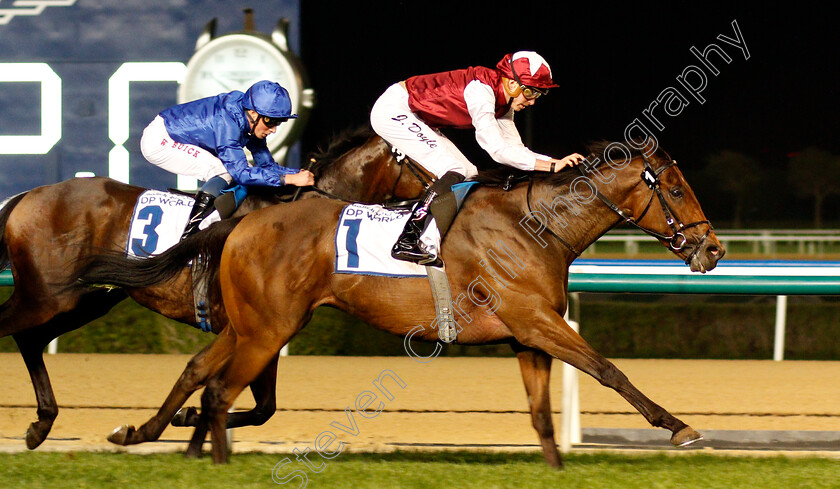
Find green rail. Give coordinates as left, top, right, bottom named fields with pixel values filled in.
left=568, top=273, right=840, bottom=295
left=3, top=268, right=840, bottom=294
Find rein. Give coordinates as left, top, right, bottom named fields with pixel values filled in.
left=525, top=179, right=582, bottom=256
left=525, top=156, right=712, bottom=265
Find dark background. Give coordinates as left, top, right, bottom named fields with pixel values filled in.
left=0, top=2, right=837, bottom=227
left=298, top=2, right=839, bottom=227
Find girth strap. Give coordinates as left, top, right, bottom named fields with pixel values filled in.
left=191, top=255, right=212, bottom=332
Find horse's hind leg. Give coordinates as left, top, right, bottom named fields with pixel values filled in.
left=3, top=289, right=125, bottom=449
left=107, top=327, right=236, bottom=447
left=179, top=353, right=279, bottom=458
left=13, top=332, right=58, bottom=450
left=513, top=344, right=562, bottom=468
left=229, top=352, right=278, bottom=427
left=172, top=353, right=279, bottom=430
left=200, top=336, right=289, bottom=464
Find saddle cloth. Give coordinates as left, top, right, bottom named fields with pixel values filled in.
left=334, top=203, right=441, bottom=277
left=126, top=190, right=194, bottom=257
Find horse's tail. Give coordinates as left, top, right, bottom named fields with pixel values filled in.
left=0, top=192, right=29, bottom=270
left=73, top=217, right=243, bottom=290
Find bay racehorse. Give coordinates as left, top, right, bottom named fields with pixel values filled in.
left=75, top=141, right=724, bottom=465
left=0, top=129, right=431, bottom=450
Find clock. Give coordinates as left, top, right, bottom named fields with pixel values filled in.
left=178, top=15, right=315, bottom=163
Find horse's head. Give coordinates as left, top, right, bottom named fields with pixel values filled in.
left=588, top=141, right=724, bottom=273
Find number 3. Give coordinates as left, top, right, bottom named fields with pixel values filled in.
left=131, top=205, right=163, bottom=257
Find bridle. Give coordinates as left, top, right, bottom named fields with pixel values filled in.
left=526, top=155, right=712, bottom=265
left=595, top=156, right=712, bottom=265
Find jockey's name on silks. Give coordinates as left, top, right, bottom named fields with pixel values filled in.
left=126, top=190, right=195, bottom=258
left=335, top=203, right=441, bottom=278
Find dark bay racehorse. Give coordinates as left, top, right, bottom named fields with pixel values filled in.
left=76, top=141, right=724, bottom=465
left=0, top=130, right=431, bottom=450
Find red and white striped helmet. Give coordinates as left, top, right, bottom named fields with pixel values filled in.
left=496, top=51, right=558, bottom=89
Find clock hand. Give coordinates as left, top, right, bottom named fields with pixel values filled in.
left=210, top=73, right=235, bottom=91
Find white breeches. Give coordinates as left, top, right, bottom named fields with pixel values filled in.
left=140, top=116, right=232, bottom=183
left=370, top=83, right=478, bottom=180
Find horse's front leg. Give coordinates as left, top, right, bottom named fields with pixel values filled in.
left=512, top=343, right=562, bottom=468
left=107, top=328, right=236, bottom=447
left=508, top=304, right=701, bottom=447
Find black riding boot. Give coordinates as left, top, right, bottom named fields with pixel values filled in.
left=392, top=190, right=437, bottom=264
left=180, top=191, right=215, bottom=240
left=391, top=171, right=465, bottom=265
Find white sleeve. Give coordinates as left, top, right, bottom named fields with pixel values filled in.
left=464, top=80, right=551, bottom=171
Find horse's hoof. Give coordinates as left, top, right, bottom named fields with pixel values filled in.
left=185, top=444, right=203, bottom=459
left=25, top=422, right=49, bottom=450
left=671, top=426, right=703, bottom=447
left=107, top=425, right=135, bottom=446
left=171, top=407, right=197, bottom=427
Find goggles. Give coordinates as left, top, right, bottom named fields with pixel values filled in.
left=520, top=85, right=547, bottom=100
left=261, top=115, right=288, bottom=128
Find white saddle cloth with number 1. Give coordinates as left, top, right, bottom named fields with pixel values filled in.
left=334, top=203, right=441, bottom=277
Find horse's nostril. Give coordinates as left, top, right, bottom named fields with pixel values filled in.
left=707, top=245, right=725, bottom=260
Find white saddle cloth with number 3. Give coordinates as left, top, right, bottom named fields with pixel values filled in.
left=126, top=190, right=194, bottom=257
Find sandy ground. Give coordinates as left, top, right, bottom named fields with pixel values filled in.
left=1, top=354, right=839, bottom=455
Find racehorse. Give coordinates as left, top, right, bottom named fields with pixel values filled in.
left=74, top=141, right=724, bottom=465
left=0, top=129, right=431, bottom=450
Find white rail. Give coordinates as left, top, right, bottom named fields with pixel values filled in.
left=590, top=229, right=840, bottom=255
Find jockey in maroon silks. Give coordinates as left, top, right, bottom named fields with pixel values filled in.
left=371, top=51, right=583, bottom=265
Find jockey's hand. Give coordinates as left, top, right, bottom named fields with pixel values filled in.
left=285, top=169, right=315, bottom=187
left=536, top=154, right=585, bottom=172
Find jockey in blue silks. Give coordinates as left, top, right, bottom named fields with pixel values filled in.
left=140, top=80, right=314, bottom=238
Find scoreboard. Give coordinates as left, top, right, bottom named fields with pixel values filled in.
left=0, top=0, right=302, bottom=199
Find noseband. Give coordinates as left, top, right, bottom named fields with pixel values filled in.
left=525, top=156, right=712, bottom=265
left=588, top=156, right=712, bottom=265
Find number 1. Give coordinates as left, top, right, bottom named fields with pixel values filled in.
left=342, top=218, right=361, bottom=268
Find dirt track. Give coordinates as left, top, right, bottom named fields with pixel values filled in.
left=1, top=354, right=839, bottom=454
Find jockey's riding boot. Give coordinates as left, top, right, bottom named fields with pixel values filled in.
left=180, top=191, right=215, bottom=240
left=392, top=190, right=437, bottom=264
left=391, top=171, right=466, bottom=266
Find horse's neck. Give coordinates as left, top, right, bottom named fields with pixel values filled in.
left=529, top=180, right=622, bottom=256
left=316, top=143, right=390, bottom=202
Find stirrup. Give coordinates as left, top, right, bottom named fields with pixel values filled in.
left=420, top=255, right=443, bottom=268
left=391, top=244, right=435, bottom=264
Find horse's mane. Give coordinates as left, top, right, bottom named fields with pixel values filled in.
left=307, top=126, right=376, bottom=176
left=471, top=140, right=654, bottom=189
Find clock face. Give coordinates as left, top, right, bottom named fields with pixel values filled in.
left=179, top=33, right=303, bottom=153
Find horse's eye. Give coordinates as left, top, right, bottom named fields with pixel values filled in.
left=670, top=187, right=684, bottom=199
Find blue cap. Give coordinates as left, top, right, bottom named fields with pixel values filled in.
left=242, top=80, right=298, bottom=118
